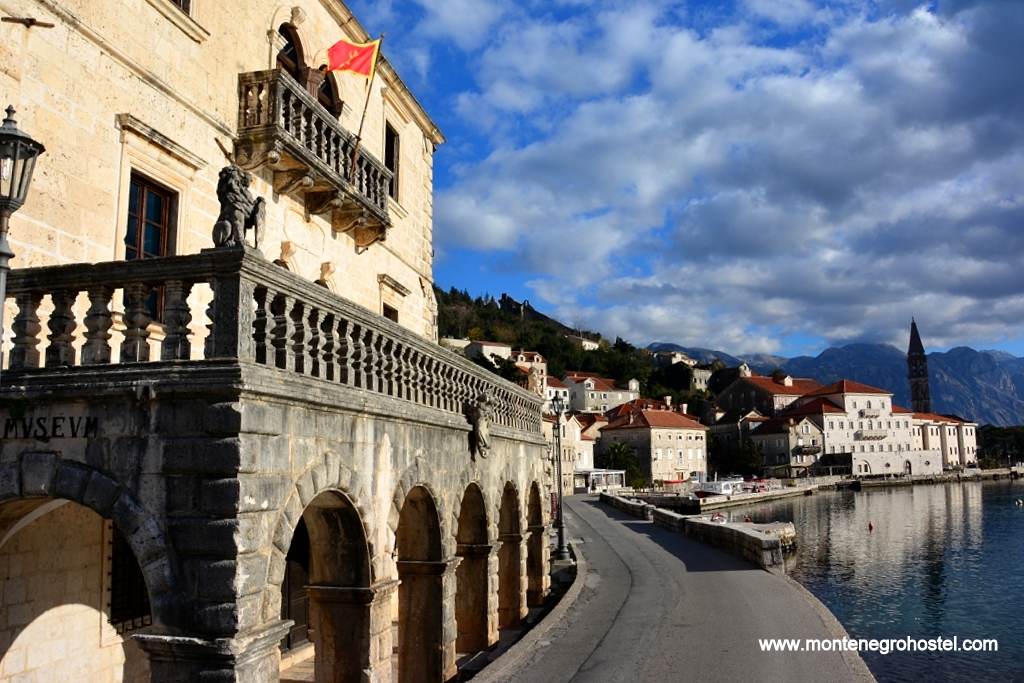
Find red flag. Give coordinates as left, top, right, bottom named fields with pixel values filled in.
left=326, top=38, right=381, bottom=77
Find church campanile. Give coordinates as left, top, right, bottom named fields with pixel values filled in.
left=908, top=318, right=932, bottom=413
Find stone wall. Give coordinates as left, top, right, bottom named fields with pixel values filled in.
left=599, top=493, right=788, bottom=570
left=0, top=502, right=148, bottom=682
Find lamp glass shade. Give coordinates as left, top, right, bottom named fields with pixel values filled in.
left=0, top=107, right=45, bottom=214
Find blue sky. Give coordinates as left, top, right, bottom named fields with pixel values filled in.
left=347, top=0, right=1024, bottom=358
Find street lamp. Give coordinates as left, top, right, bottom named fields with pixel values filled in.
left=550, top=395, right=570, bottom=561
left=0, top=104, right=46, bottom=376
left=0, top=105, right=45, bottom=382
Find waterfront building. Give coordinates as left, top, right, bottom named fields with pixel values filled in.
left=707, top=408, right=769, bottom=452
left=0, top=2, right=548, bottom=681
left=912, top=412, right=980, bottom=469
left=714, top=374, right=824, bottom=417
left=563, top=371, right=640, bottom=413
left=908, top=319, right=932, bottom=413
left=599, top=410, right=708, bottom=484
left=750, top=416, right=825, bottom=478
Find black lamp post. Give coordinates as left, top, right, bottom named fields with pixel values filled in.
left=0, top=105, right=46, bottom=381
left=550, top=395, right=570, bottom=561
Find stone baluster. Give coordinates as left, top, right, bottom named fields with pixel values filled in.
left=120, top=283, right=152, bottom=363
left=380, top=337, right=394, bottom=396
left=204, top=273, right=256, bottom=362
left=336, top=318, right=352, bottom=385
left=45, top=290, right=78, bottom=368
left=425, top=357, right=438, bottom=408
left=350, top=324, right=366, bottom=389
left=406, top=351, right=420, bottom=404
left=161, top=280, right=193, bottom=361
left=306, top=307, right=322, bottom=378
left=320, top=313, right=336, bottom=382
left=9, top=291, right=43, bottom=370
left=81, top=286, right=113, bottom=366
left=362, top=329, right=378, bottom=393
left=390, top=342, right=404, bottom=399
left=290, top=300, right=308, bottom=374
left=270, top=293, right=294, bottom=371
left=253, top=286, right=271, bottom=365
left=441, top=365, right=455, bottom=412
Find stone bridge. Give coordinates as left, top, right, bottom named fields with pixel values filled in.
left=0, top=247, right=549, bottom=682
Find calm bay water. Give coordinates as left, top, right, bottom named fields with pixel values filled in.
left=728, top=480, right=1024, bottom=682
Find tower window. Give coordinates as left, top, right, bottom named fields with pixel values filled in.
left=383, top=303, right=398, bottom=323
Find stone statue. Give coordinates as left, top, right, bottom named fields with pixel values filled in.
left=470, top=392, right=494, bottom=460
left=213, top=165, right=265, bottom=249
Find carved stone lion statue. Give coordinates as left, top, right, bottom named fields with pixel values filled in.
left=213, top=165, right=265, bottom=249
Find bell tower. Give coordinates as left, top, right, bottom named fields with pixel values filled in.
left=907, top=318, right=931, bottom=413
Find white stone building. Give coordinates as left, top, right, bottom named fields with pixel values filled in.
left=912, top=412, right=980, bottom=469
left=465, top=340, right=513, bottom=365
left=563, top=372, right=640, bottom=413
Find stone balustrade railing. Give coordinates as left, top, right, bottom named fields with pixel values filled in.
left=236, top=69, right=392, bottom=225
left=3, top=248, right=541, bottom=434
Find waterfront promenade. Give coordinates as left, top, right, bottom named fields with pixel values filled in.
left=483, top=495, right=874, bottom=683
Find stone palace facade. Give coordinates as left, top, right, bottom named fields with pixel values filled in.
left=0, top=1, right=549, bottom=682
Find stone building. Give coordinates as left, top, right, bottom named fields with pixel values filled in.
left=0, top=2, right=549, bottom=682
left=749, top=415, right=825, bottom=478
left=563, top=372, right=640, bottom=413
left=912, top=412, right=980, bottom=470
left=714, top=374, right=823, bottom=417
left=599, top=410, right=708, bottom=484
left=907, top=319, right=932, bottom=414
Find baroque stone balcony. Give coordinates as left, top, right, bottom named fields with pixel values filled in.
left=1, top=248, right=541, bottom=435
left=855, top=429, right=887, bottom=441
left=859, top=408, right=881, bottom=418
left=234, top=69, right=392, bottom=248
left=793, top=445, right=821, bottom=455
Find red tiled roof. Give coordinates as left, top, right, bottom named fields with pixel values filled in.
left=754, top=415, right=820, bottom=436
left=782, top=397, right=845, bottom=417
left=892, top=405, right=913, bottom=414
left=469, top=340, right=512, bottom=347
left=545, top=376, right=566, bottom=388
left=803, top=379, right=891, bottom=397
left=739, top=376, right=823, bottom=396
left=913, top=412, right=965, bottom=424
left=602, top=410, right=707, bottom=432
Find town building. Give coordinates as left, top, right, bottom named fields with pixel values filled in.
left=465, top=340, right=513, bottom=365
left=512, top=349, right=546, bottom=379
left=600, top=410, right=708, bottom=484
left=707, top=408, right=769, bottom=453
left=565, top=335, right=600, bottom=351
left=912, top=412, right=980, bottom=470
left=653, top=350, right=697, bottom=367
left=542, top=413, right=585, bottom=498
left=543, top=375, right=570, bottom=413
left=563, top=372, right=640, bottom=413
left=714, top=374, right=823, bottom=416
left=750, top=415, right=825, bottom=478
left=0, top=2, right=548, bottom=682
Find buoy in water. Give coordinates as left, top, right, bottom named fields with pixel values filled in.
left=1015, top=499, right=1023, bottom=507
left=868, top=521, right=874, bottom=532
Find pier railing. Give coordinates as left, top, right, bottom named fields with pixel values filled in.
left=2, top=249, right=542, bottom=434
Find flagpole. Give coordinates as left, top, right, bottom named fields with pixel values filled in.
left=349, top=34, right=383, bottom=186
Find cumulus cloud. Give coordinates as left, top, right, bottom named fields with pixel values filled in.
left=423, top=1, right=1024, bottom=354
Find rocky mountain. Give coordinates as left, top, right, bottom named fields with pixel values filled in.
left=647, top=342, right=1024, bottom=426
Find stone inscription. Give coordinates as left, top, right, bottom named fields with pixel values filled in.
left=2, top=416, right=99, bottom=440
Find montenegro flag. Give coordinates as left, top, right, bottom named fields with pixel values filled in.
left=326, top=38, right=381, bottom=77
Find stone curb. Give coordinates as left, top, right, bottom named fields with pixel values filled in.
left=472, top=540, right=589, bottom=683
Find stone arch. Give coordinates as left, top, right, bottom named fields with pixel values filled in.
left=263, top=455, right=375, bottom=621
left=395, top=485, right=446, bottom=683
left=526, top=481, right=549, bottom=606
left=389, top=458, right=453, bottom=558
left=0, top=452, right=182, bottom=628
left=454, top=483, right=492, bottom=655
left=497, top=481, right=525, bottom=628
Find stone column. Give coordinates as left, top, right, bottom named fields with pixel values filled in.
left=455, top=543, right=493, bottom=652
left=135, top=620, right=291, bottom=683
left=396, top=558, right=459, bottom=683
left=497, top=533, right=526, bottom=627
left=307, top=580, right=398, bottom=683
left=526, top=525, right=550, bottom=606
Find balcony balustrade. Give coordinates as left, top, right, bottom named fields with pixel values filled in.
left=860, top=408, right=881, bottom=418
left=234, top=69, right=392, bottom=248
left=793, top=445, right=822, bottom=455
left=855, top=429, right=887, bottom=441
left=2, top=249, right=541, bottom=434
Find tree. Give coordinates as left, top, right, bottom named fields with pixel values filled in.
left=599, top=441, right=644, bottom=488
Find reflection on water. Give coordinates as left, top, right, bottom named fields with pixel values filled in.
left=729, top=480, right=1024, bottom=682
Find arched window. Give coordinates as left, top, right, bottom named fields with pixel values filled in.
left=277, top=23, right=306, bottom=83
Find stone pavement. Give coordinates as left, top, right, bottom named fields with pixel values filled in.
left=495, top=495, right=875, bottom=683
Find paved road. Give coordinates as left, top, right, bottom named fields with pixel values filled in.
left=501, top=495, right=873, bottom=683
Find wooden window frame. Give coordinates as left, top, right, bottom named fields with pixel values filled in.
left=124, top=172, right=178, bottom=319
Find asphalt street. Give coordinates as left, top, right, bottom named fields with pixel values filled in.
left=501, top=495, right=874, bottom=683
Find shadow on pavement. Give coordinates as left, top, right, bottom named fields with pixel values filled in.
left=577, top=497, right=762, bottom=574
